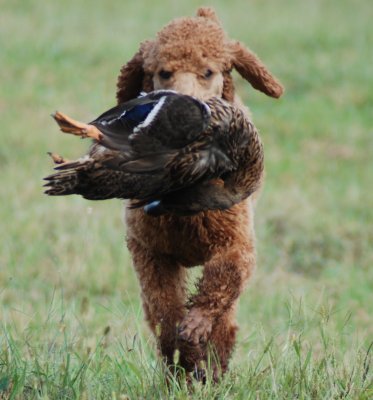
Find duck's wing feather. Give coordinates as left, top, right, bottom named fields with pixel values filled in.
left=118, top=138, right=235, bottom=208
left=89, top=96, right=160, bottom=151
left=91, top=92, right=210, bottom=153
left=167, top=142, right=234, bottom=188
left=102, top=152, right=173, bottom=174
left=43, top=154, right=167, bottom=201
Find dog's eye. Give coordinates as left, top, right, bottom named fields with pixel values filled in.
left=204, top=69, right=213, bottom=79
left=159, top=70, right=173, bottom=80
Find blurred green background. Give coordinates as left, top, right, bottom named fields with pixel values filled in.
left=0, top=0, right=372, bottom=398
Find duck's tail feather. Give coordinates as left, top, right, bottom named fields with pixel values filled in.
left=44, top=169, right=79, bottom=196
left=43, top=155, right=145, bottom=201
left=43, top=156, right=94, bottom=196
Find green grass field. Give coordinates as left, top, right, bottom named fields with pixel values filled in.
left=1, top=0, right=372, bottom=398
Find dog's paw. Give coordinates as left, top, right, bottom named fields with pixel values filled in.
left=178, top=308, right=212, bottom=345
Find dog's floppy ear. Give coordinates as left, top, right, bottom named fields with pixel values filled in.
left=116, top=41, right=155, bottom=104
left=116, top=51, right=144, bottom=103
left=229, top=41, right=284, bottom=98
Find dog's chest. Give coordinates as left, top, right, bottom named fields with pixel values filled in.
left=124, top=201, right=251, bottom=266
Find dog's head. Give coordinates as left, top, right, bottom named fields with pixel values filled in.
left=117, top=7, right=284, bottom=103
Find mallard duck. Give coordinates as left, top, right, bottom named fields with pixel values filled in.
left=44, top=90, right=263, bottom=215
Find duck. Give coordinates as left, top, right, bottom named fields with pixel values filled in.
left=44, top=90, right=263, bottom=216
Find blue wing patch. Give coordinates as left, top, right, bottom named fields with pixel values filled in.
left=144, top=200, right=165, bottom=216
left=123, top=103, right=155, bottom=123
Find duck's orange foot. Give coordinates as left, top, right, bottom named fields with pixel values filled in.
left=47, top=152, right=69, bottom=164
left=52, top=111, right=103, bottom=142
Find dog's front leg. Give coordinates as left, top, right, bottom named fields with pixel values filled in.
left=179, top=243, right=256, bottom=376
left=127, top=238, right=188, bottom=366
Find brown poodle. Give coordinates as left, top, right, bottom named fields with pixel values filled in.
left=117, top=7, right=283, bottom=379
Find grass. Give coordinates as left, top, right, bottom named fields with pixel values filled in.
left=0, top=0, right=372, bottom=398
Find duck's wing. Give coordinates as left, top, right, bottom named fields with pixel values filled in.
left=43, top=152, right=168, bottom=201
left=114, top=99, right=238, bottom=200
left=121, top=137, right=235, bottom=209
left=130, top=98, right=264, bottom=212
left=94, top=92, right=210, bottom=153
left=166, top=139, right=234, bottom=189
left=49, top=134, right=233, bottom=205
left=49, top=92, right=168, bottom=153
left=88, top=96, right=161, bottom=151
left=52, top=91, right=211, bottom=159
left=43, top=156, right=123, bottom=199
left=129, top=93, right=211, bottom=148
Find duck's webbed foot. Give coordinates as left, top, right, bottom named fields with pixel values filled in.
left=47, top=152, right=70, bottom=165
left=52, top=111, right=103, bottom=141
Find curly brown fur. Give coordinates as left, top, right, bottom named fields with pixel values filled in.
left=117, top=7, right=284, bottom=379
